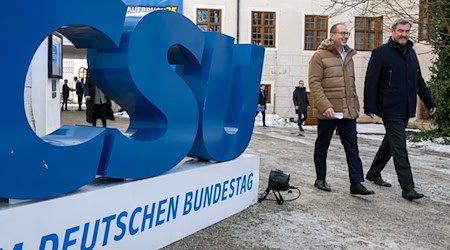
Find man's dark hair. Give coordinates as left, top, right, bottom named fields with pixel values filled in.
left=391, top=18, right=412, bottom=30
left=74, top=76, right=78, bottom=81
left=330, top=23, right=346, bottom=33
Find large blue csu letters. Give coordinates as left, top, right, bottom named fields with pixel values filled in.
left=0, top=0, right=264, bottom=199
left=87, top=11, right=203, bottom=178
left=0, top=0, right=127, bottom=200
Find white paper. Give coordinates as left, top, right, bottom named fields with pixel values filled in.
left=334, top=112, right=344, bottom=119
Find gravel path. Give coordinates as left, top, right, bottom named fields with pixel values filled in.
left=163, top=125, right=450, bottom=250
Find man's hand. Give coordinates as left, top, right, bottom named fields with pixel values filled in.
left=366, top=113, right=375, bottom=119
left=85, top=96, right=91, bottom=101
left=429, top=107, right=436, bottom=115
left=295, top=106, right=299, bottom=110
left=323, top=107, right=335, bottom=118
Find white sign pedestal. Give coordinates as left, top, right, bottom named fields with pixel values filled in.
left=0, top=154, right=259, bottom=250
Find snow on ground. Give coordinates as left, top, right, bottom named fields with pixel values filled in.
left=114, top=111, right=130, bottom=119
left=115, top=111, right=450, bottom=155
left=254, top=113, right=298, bottom=128
left=255, top=113, right=450, bottom=155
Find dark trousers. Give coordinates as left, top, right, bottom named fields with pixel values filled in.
left=77, top=94, right=83, bottom=110
left=367, top=119, right=414, bottom=190
left=61, top=96, right=69, bottom=110
left=297, top=112, right=307, bottom=126
left=256, top=110, right=266, bottom=126
left=314, top=119, right=364, bottom=184
left=93, top=104, right=107, bottom=127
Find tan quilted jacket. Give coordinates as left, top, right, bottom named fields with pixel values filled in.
left=308, top=39, right=360, bottom=119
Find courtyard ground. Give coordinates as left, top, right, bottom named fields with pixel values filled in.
left=61, top=110, right=450, bottom=250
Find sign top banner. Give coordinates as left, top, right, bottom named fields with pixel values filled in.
left=122, top=0, right=183, bottom=13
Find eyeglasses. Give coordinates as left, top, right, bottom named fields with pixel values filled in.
left=332, top=32, right=351, bottom=36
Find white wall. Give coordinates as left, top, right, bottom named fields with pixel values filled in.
left=28, top=1, right=434, bottom=134
left=183, top=0, right=434, bottom=120
left=27, top=38, right=61, bottom=137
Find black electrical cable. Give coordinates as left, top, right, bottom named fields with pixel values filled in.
left=258, top=186, right=301, bottom=203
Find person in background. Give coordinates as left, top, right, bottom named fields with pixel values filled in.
left=256, top=85, right=267, bottom=127
left=61, top=79, right=71, bottom=111
left=293, top=80, right=310, bottom=135
left=309, top=23, right=374, bottom=195
left=74, top=76, right=84, bottom=111
left=83, top=72, right=115, bottom=127
left=364, top=18, right=436, bottom=201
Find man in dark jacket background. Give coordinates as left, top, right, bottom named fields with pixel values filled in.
left=256, top=85, right=267, bottom=127
left=364, top=18, right=436, bottom=201
left=293, top=79, right=309, bottom=134
left=61, top=79, right=70, bottom=111
left=74, top=76, right=84, bottom=111
left=83, top=72, right=115, bottom=127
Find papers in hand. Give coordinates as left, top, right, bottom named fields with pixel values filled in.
left=334, top=112, right=344, bottom=119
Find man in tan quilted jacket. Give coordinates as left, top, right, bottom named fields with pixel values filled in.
left=308, top=23, right=374, bottom=195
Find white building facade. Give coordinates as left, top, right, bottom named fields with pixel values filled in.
left=181, top=0, right=433, bottom=121
left=28, top=0, right=433, bottom=136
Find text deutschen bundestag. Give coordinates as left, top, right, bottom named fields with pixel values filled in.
left=7, top=172, right=254, bottom=249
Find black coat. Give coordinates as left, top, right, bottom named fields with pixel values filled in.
left=258, top=90, right=266, bottom=111
left=293, top=87, right=309, bottom=113
left=364, top=37, right=435, bottom=119
left=75, top=80, right=84, bottom=96
left=83, top=79, right=115, bottom=124
left=62, top=83, right=70, bottom=98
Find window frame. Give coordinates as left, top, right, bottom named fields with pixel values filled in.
left=196, top=8, right=222, bottom=32
left=418, top=0, right=431, bottom=41
left=304, top=15, right=328, bottom=50
left=354, top=16, right=383, bottom=51
left=251, top=11, right=276, bottom=48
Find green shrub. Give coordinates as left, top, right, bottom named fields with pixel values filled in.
left=425, top=1, right=450, bottom=139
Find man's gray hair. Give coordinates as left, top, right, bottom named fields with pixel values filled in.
left=391, top=18, right=412, bottom=30
left=330, top=23, right=346, bottom=33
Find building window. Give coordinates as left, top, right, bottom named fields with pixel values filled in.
left=418, top=0, right=431, bottom=41
left=78, top=67, right=88, bottom=83
left=355, top=16, right=383, bottom=51
left=252, top=11, right=276, bottom=48
left=261, top=84, right=272, bottom=103
left=196, top=9, right=221, bottom=32
left=304, top=15, right=328, bottom=50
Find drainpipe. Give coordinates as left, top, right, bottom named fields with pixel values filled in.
left=236, top=0, right=240, bottom=44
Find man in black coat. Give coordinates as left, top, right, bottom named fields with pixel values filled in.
left=83, top=73, right=115, bottom=127
left=256, top=85, right=267, bottom=127
left=364, top=18, right=436, bottom=201
left=61, top=79, right=70, bottom=111
left=74, top=76, right=84, bottom=111
left=293, top=80, right=309, bottom=134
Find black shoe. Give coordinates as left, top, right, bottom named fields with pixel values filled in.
left=402, top=189, right=424, bottom=201
left=263, top=125, right=268, bottom=127
left=350, top=183, right=375, bottom=195
left=314, top=180, right=331, bottom=192
left=77, top=108, right=83, bottom=111
left=299, top=126, right=304, bottom=132
left=366, top=175, right=392, bottom=187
